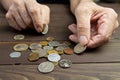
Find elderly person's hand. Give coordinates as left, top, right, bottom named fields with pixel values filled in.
left=69, top=0, right=119, bottom=48
left=1, top=0, right=50, bottom=32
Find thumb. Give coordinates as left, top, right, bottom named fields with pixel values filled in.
left=76, top=13, right=91, bottom=46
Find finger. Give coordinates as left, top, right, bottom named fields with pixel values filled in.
left=68, top=24, right=77, bottom=34
left=88, top=14, right=112, bottom=48
left=16, top=0, right=32, bottom=28
left=25, top=0, right=42, bottom=33
left=75, top=12, right=91, bottom=46
left=87, top=34, right=108, bottom=48
left=40, top=5, right=50, bottom=24
left=69, top=34, right=79, bottom=43
left=11, top=6, right=26, bottom=29
left=6, top=12, right=21, bottom=31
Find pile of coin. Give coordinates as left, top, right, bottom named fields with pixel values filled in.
left=10, top=34, right=87, bottom=73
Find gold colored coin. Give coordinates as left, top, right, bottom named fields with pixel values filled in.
left=46, top=37, right=55, bottom=41
left=40, top=41, right=48, bottom=46
left=13, top=43, right=28, bottom=51
left=28, top=52, right=39, bottom=61
left=44, top=53, right=49, bottom=58
left=58, top=50, right=64, bottom=55
left=64, top=48, right=74, bottom=55
left=52, top=62, right=58, bottom=66
left=47, top=50, right=58, bottom=54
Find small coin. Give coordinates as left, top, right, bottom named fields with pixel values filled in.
left=14, top=34, right=25, bottom=40
left=62, top=41, right=71, bottom=46
left=48, top=41, right=60, bottom=47
left=42, top=24, right=49, bottom=34
left=46, top=37, right=54, bottom=41
left=58, top=50, right=64, bottom=55
left=64, top=48, right=74, bottom=55
left=43, top=46, right=53, bottom=51
left=13, top=43, right=28, bottom=51
left=38, top=61, right=54, bottom=73
left=47, top=50, right=58, bottom=55
left=29, top=43, right=42, bottom=50
left=48, top=53, right=61, bottom=62
left=56, top=45, right=69, bottom=51
left=59, top=59, right=72, bottom=68
left=40, top=41, right=48, bottom=46
left=28, top=52, right=39, bottom=61
left=31, top=48, right=47, bottom=58
left=74, top=43, right=86, bottom=54
left=9, top=52, right=21, bottom=58
left=52, top=62, right=58, bottom=66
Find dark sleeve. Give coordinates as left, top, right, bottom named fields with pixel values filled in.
left=36, top=0, right=69, bottom=4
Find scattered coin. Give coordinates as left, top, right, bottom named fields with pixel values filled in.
left=28, top=52, right=39, bottom=61
left=31, top=48, right=47, bottom=58
left=58, top=50, right=64, bottom=55
left=42, top=24, right=49, bottom=34
left=62, top=41, right=71, bottom=46
left=38, top=61, right=54, bottom=73
left=47, top=50, right=58, bottom=55
left=9, top=52, right=21, bottom=58
left=46, top=37, right=54, bottom=41
left=13, top=43, right=28, bottom=51
left=48, top=53, right=61, bottom=62
left=64, top=48, right=74, bottom=55
left=59, top=59, right=72, bottom=68
left=43, top=46, right=53, bottom=51
left=52, top=62, right=58, bottom=66
left=48, top=41, right=60, bottom=47
left=14, top=34, right=25, bottom=40
left=74, top=43, right=86, bottom=54
left=29, top=43, right=42, bottom=50
left=40, top=41, right=48, bottom=46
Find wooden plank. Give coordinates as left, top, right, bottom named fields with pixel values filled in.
left=0, top=40, right=120, bottom=64
left=0, top=63, right=120, bottom=80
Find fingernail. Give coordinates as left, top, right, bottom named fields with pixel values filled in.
left=79, top=36, right=88, bottom=46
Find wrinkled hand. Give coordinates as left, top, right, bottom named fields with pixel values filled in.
left=6, top=0, right=50, bottom=32
left=69, top=2, right=119, bottom=48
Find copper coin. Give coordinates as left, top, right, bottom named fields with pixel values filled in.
left=64, top=48, right=74, bottom=55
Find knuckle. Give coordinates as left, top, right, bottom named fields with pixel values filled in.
left=13, top=0, right=21, bottom=7
left=44, top=5, right=50, bottom=12
left=77, top=26, right=89, bottom=33
left=30, top=9, right=38, bottom=15
left=75, top=6, right=90, bottom=15
left=107, top=8, right=118, bottom=18
left=5, top=13, right=11, bottom=20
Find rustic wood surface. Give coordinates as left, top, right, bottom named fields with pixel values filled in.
left=0, top=3, right=120, bottom=80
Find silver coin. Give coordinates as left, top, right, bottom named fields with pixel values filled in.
left=29, top=43, right=42, bottom=50
left=74, top=43, right=86, bottom=54
left=48, top=41, right=60, bottom=47
left=59, top=59, right=72, bottom=68
left=31, top=48, right=47, bottom=58
left=43, top=46, right=53, bottom=51
left=9, top=52, right=21, bottom=58
left=56, top=45, right=69, bottom=51
left=38, top=61, right=54, bottom=73
left=48, top=53, right=61, bottom=62
left=42, top=24, right=49, bottom=34
left=14, top=34, right=25, bottom=40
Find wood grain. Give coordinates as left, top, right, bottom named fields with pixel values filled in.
left=0, top=63, right=120, bottom=80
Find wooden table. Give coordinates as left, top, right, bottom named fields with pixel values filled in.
left=0, top=3, right=120, bottom=80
